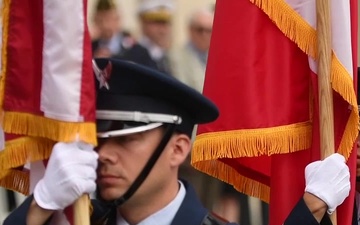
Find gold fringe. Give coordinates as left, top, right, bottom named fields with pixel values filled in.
left=192, top=122, right=312, bottom=202
left=0, top=136, right=54, bottom=171
left=250, top=0, right=317, bottom=58
left=193, top=121, right=312, bottom=161
left=3, top=111, right=97, bottom=145
left=0, top=168, right=29, bottom=195
left=0, top=168, right=9, bottom=180
left=249, top=0, right=358, bottom=160
left=331, top=54, right=360, bottom=159
left=192, top=159, right=270, bottom=203
left=0, top=0, right=10, bottom=113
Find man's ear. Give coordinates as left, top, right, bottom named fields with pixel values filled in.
left=169, top=133, right=192, bottom=167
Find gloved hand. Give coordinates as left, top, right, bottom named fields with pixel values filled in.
left=34, top=141, right=98, bottom=210
left=305, top=153, right=350, bottom=214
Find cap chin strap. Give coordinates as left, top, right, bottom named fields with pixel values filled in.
left=99, top=123, right=177, bottom=209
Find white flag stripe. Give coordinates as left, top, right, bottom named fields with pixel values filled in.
left=330, top=0, right=353, bottom=74
left=41, top=0, right=85, bottom=122
left=286, top=0, right=353, bottom=76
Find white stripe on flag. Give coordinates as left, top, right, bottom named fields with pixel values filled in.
left=286, top=0, right=353, bottom=76
left=41, top=0, right=86, bottom=122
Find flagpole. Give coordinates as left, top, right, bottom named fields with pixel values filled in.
left=316, top=0, right=336, bottom=223
left=74, top=195, right=90, bottom=225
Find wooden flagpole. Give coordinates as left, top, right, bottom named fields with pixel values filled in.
left=74, top=195, right=90, bottom=225
left=316, top=0, right=336, bottom=223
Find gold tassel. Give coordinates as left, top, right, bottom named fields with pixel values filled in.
left=192, top=121, right=312, bottom=202
left=192, top=159, right=270, bottom=203
left=331, top=55, right=359, bottom=158
left=3, top=112, right=97, bottom=145
left=0, top=168, right=30, bottom=195
left=250, top=0, right=317, bottom=58
left=0, top=136, right=55, bottom=172
left=193, top=121, right=312, bottom=161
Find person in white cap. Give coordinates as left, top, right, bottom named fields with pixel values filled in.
left=137, top=0, right=175, bottom=75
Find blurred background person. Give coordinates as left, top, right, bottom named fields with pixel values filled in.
left=92, top=0, right=156, bottom=68
left=137, top=0, right=175, bottom=75
left=91, top=0, right=125, bottom=57
left=171, top=4, right=222, bottom=213
left=171, top=6, right=214, bottom=92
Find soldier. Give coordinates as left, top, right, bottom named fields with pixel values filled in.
left=4, top=58, right=350, bottom=225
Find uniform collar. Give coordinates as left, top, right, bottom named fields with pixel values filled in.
left=116, top=181, right=186, bottom=225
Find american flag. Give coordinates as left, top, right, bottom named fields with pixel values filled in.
left=0, top=0, right=97, bottom=224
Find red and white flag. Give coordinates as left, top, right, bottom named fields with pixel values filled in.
left=0, top=0, right=96, bottom=224
left=192, top=0, right=358, bottom=224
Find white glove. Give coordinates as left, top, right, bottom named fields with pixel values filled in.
left=34, top=141, right=98, bottom=210
left=305, top=153, right=350, bottom=214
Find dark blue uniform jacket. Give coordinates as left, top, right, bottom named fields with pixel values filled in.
left=3, top=181, right=236, bottom=225
left=3, top=181, right=333, bottom=225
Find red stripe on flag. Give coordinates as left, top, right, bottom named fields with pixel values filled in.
left=80, top=0, right=95, bottom=122
left=4, top=0, right=43, bottom=114
left=64, top=206, right=74, bottom=225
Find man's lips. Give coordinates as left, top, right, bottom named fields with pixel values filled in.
left=97, top=174, right=121, bottom=184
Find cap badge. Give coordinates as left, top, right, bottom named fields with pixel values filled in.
left=93, top=59, right=112, bottom=90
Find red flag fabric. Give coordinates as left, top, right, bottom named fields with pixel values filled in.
left=0, top=0, right=96, bottom=224
left=192, top=0, right=358, bottom=224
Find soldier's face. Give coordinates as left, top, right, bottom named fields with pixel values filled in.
left=95, top=127, right=172, bottom=202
